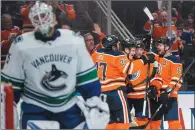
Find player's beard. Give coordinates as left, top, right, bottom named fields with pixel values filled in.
left=158, top=49, right=167, bottom=57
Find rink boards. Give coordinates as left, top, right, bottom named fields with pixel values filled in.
left=17, top=91, right=195, bottom=129
left=161, top=91, right=195, bottom=129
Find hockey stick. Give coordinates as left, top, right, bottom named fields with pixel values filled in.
left=143, top=7, right=154, bottom=21
left=142, top=61, right=158, bottom=117
left=143, top=7, right=155, bottom=52
left=129, top=58, right=195, bottom=129
left=142, top=7, right=155, bottom=117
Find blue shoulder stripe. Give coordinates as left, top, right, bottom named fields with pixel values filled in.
left=97, top=49, right=125, bottom=56
left=165, top=54, right=181, bottom=63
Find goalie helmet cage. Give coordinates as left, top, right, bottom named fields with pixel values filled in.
left=1, top=84, right=14, bottom=129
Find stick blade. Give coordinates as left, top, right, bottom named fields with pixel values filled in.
left=129, top=124, right=146, bottom=129
left=143, top=7, right=154, bottom=21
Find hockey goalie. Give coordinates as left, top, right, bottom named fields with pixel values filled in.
left=1, top=1, right=109, bottom=129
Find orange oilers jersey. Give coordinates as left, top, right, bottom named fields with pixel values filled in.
left=171, top=39, right=183, bottom=58
left=153, top=24, right=184, bottom=57
left=20, top=5, right=31, bottom=25
left=20, top=5, right=34, bottom=33
left=1, top=26, right=22, bottom=55
left=144, top=20, right=152, bottom=32
left=126, top=59, right=162, bottom=99
left=155, top=54, right=183, bottom=98
left=91, top=49, right=130, bottom=92
left=90, top=43, right=103, bottom=55
left=143, top=20, right=160, bottom=32
left=153, top=24, right=178, bottom=41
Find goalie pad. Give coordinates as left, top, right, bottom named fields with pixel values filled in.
left=76, top=94, right=110, bottom=129
left=14, top=102, right=19, bottom=129
left=27, top=120, right=60, bottom=129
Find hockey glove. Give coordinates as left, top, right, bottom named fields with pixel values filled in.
left=159, top=88, right=172, bottom=105
left=126, top=84, right=135, bottom=93
left=76, top=94, right=110, bottom=129
left=147, top=86, right=158, bottom=99
left=141, top=53, right=155, bottom=65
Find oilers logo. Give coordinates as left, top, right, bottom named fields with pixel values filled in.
left=157, top=63, right=162, bottom=74
left=129, top=70, right=140, bottom=81
left=41, top=64, right=68, bottom=91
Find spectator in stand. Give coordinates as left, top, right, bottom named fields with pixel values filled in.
left=58, top=2, right=76, bottom=20
left=20, top=1, right=35, bottom=33
left=47, top=1, right=70, bottom=29
left=84, top=33, right=95, bottom=55
left=187, top=14, right=194, bottom=29
left=144, top=10, right=184, bottom=58
left=1, top=14, right=22, bottom=55
left=172, top=8, right=183, bottom=26
left=1, top=14, right=22, bottom=68
left=181, top=14, right=195, bottom=45
left=84, top=24, right=104, bottom=55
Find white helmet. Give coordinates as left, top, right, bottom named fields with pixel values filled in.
left=29, top=1, right=54, bottom=37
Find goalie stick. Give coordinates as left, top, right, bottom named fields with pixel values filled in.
left=129, top=58, right=195, bottom=129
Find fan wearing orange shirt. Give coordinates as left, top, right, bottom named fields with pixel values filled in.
left=58, top=2, right=76, bottom=20
left=20, top=1, right=35, bottom=33
left=1, top=14, right=22, bottom=68
left=154, top=11, right=184, bottom=58
left=92, top=35, right=131, bottom=129
left=149, top=37, right=183, bottom=129
left=144, top=11, right=184, bottom=58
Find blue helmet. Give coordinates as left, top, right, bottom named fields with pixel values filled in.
left=102, top=35, right=119, bottom=49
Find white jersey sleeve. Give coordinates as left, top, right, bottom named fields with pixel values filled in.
left=74, top=35, right=101, bottom=99
left=2, top=36, right=25, bottom=89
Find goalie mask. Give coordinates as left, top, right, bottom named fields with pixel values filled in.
left=29, top=1, right=54, bottom=37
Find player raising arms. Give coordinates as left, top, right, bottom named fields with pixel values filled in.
left=1, top=1, right=109, bottom=129
left=92, top=35, right=132, bottom=129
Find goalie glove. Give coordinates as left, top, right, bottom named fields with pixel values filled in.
left=76, top=94, right=110, bottom=129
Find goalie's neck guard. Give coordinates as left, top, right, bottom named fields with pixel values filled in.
left=34, top=29, right=61, bottom=42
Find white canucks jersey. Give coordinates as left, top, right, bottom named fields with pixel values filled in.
left=1, top=29, right=100, bottom=113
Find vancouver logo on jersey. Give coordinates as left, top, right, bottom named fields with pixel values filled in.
left=41, top=64, right=68, bottom=91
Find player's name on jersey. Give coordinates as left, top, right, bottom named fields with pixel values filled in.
left=31, top=54, right=72, bottom=68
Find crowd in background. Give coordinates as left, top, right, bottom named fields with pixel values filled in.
left=1, top=1, right=195, bottom=90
